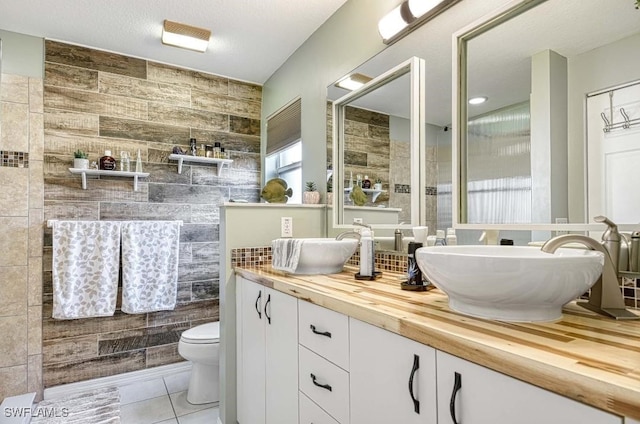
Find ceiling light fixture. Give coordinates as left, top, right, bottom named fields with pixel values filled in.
left=161, top=20, right=211, bottom=53
left=379, top=0, right=462, bottom=45
left=468, top=96, right=488, bottom=105
left=335, top=73, right=373, bottom=91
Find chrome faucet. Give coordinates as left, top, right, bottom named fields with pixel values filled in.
left=594, top=215, right=621, bottom=273
left=541, top=232, right=638, bottom=320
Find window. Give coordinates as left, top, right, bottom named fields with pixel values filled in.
left=266, top=141, right=302, bottom=204
left=265, top=98, right=302, bottom=203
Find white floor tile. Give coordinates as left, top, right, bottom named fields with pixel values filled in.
left=177, top=407, right=219, bottom=424
left=119, top=395, right=176, bottom=424
left=152, top=419, right=178, bottom=424
left=163, top=370, right=191, bottom=394
left=169, top=391, right=217, bottom=417
left=118, top=378, right=168, bottom=405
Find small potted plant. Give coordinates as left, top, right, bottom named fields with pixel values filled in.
left=303, top=181, right=321, bottom=204
left=73, top=149, right=89, bottom=169
left=373, top=177, right=383, bottom=191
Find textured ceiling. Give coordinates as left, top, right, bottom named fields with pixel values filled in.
left=0, top=0, right=349, bottom=84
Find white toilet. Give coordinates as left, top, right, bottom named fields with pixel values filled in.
left=178, top=321, right=220, bottom=405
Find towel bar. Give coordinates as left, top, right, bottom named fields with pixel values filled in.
left=47, top=220, right=184, bottom=228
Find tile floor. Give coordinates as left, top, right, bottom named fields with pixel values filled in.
left=117, top=369, right=219, bottom=424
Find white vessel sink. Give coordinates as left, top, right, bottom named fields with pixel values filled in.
left=291, top=238, right=358, bottom=275
left=415, top=245, right=604, bottom=322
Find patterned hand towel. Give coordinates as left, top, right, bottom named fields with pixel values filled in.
left=121, top=221, right=181, bottom=314
left=272, top=238, right=304, bottom=273
left=52, top=221, right=121, bottom=319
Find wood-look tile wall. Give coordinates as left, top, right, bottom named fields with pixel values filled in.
left=42, top=41, right=262, bottom=388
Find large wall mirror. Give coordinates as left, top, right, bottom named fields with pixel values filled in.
left=454, top=0, right=640, bottom=231
left=330, top=57, right=426, bottom=231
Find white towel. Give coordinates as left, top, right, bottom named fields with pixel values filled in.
left=271, top=238, right=304, bottom=273
left=52, top=221, right=121, bottom=319
left=121, top=221, right=181, bottom=314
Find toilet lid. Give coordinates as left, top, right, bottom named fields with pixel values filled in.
left=181, top=322, right=220, bottom=344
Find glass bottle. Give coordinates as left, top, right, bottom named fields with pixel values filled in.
left=99, top=150, right=116, bottom=171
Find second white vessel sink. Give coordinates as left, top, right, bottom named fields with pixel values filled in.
left=416, top=245, right=604, bottom=322
left=292, top=238, right=359, bottom=275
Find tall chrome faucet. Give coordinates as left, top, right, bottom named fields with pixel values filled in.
left=541, top=217, right=638, bottom=320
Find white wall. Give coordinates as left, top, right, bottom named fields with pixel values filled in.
left=0, top=29, right=43, bottom=77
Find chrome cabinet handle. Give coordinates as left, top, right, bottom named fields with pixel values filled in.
left=408, top=354, right=420, bottom=414
left=264, top=293, right=271, bottom=324
left=310, top=373, right=332, bottom=392
left=310, top=324, right=331, bottom=338
left=450, top=372, right=462, bottom=424
left=254, top=291, right=262, bottom=319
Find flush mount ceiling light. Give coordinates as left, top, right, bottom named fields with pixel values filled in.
left=379, top=0, right=462, bottom=45
left=162, top=20, right=211, bottom=53
left=468, top=96, right=488, bottom=105
left=335, top=73, right=373, bottom=91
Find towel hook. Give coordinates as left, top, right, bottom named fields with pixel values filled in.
left=620, top=107, right=631, bottom=129
left=601, top=112, right=611, bottom=133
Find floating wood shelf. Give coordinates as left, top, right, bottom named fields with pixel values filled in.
left=168, top=154, right=233, bottom=176
left=68, top=168, right=150, bottom=191
left=344, top=187, right=386, bottom=202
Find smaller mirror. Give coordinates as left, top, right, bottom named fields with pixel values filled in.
left=332, top=57, right=426, bottom=229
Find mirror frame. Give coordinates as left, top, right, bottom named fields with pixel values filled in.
left=451, top=0, right=637, bottom=232
left=332, top=56, right=426, bottom=229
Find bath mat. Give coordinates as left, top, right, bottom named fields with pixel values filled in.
left=31, top=387, right=120, bottom=424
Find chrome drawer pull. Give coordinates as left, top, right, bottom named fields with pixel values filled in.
left=310, top=324, right=332, bottom=338
left=310, top=373, right=332, bottom=392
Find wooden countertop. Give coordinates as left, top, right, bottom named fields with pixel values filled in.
left=235, top=265, right=640, bottom=420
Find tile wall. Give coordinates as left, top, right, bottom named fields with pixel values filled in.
left=41, top=41, right=262, bottom=388
left=0, top=73, right=45, bottom=401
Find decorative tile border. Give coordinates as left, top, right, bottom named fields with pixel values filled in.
left=394, top=184, right=411, bottom=194
left=0, top=150, right=29, bottom=168
left=425, top=186, right=437, bottom=196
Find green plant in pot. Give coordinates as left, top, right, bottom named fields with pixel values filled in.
left=73, top=149, right=89, bottom=169
left=373, top=177, right=383, bottom=191
left=303, top=181, right=321, bottom=204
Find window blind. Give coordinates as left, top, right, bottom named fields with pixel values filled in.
left=266, top=98, right=301, bottom=155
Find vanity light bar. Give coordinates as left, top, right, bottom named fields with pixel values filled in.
left=379, top=0, right=462, bottom=45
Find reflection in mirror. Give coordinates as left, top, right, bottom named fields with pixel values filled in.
left=455, top=0, right=640, bottom=229
left=331, top=57, right=426, bottom=232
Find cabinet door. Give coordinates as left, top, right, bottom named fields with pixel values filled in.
left=350, top=318, right=437, bottom=424
left=436, top=351, right=622, bottom=424
left=265, top=288, right=298, bottom=424
left=239, top=278, right=266, bottom=424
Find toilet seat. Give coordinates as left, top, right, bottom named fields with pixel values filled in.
left=181, top=322, right=220, bottom=344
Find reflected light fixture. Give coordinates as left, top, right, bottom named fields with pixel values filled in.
left=379, top=0, right=462, bottom=45
left=468, top=96, right=488, bottom=105
left=335, top=73, right=373, bottom=91
left=162, top=20, right=211, bottom=53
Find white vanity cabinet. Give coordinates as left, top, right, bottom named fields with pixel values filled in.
left=237, top=277, right=298, bottom=424
left=297, top=300, right=350, bottom=424
left=349, top=318, right=437, bottom=424
left=436, top=351, right=622, bottom=424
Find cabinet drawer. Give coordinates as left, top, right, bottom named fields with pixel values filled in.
left=299, top=345, right=350, bottom=424
left=298, top=300, right=349, bottom=370
left=299, top=392, right=340, bottom=424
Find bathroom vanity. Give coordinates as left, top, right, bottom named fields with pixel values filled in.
left=235, top=265, right=640, bottom=424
